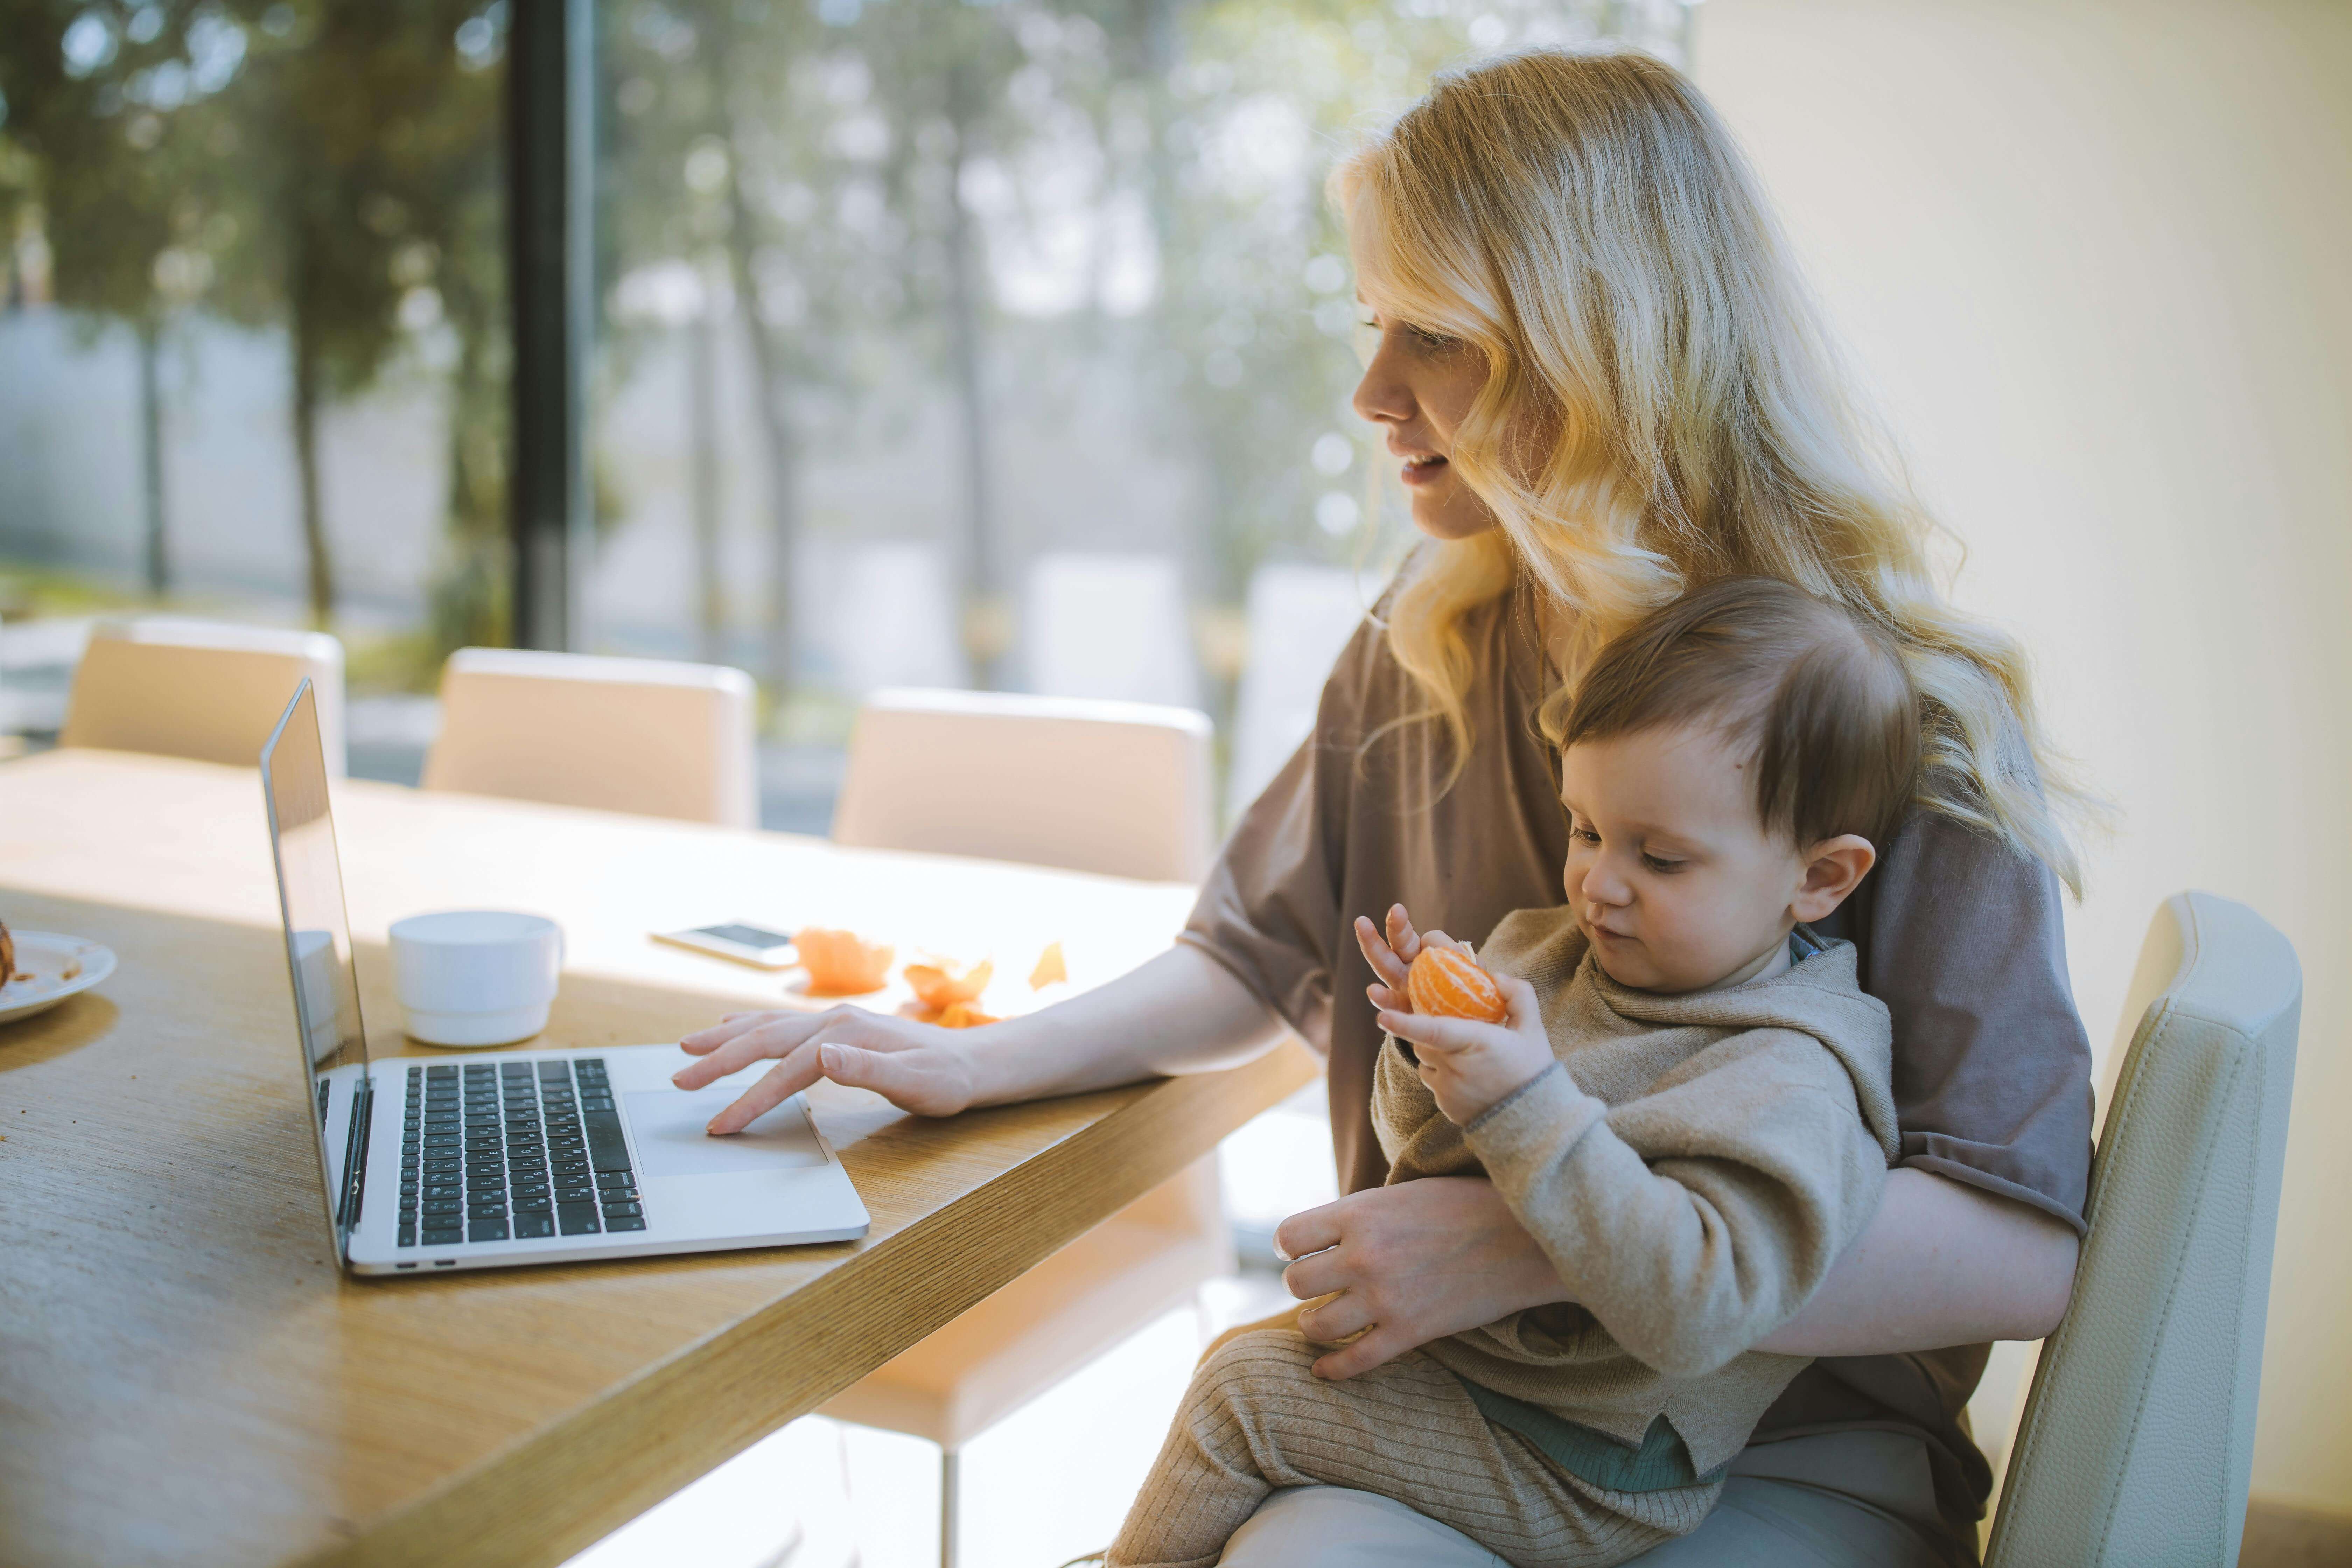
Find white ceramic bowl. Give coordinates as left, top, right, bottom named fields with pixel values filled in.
left=388, top=910, right=563, bottom=1049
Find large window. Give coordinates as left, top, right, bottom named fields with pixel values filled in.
left=1, top=0, right=1689, bottom=817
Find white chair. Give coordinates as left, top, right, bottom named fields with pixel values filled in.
left=1986, top=890, right=2301, bottom=1566
left=824, top=684, right=1230, bottom=1566
left=831, top=540, right=967, bottom=695
left=60, top=616, right=346, bottom=774
left=833, top=687, right=1216, bottom=883
left=421, top=648, right=757, bottom=828
left=1022, top=552, right=1202, bottom=710
left=1225, top=563, right=1372, bottom=820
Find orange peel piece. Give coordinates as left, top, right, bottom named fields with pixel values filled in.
left=796, top=927, right=895, bottom=996
left=1028, top=940, right=1067, bottom=990
left=934, top=1001, right=1001, bottom=1029
left=904, top=957, right=993, bottom=1009
left=1406, top=945, right=1508, bottom=1023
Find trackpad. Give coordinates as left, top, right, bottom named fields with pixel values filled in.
left=624, top=1087, right=830, bottom=1177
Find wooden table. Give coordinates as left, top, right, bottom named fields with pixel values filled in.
left=0, top=749, right=1316, bottom=1568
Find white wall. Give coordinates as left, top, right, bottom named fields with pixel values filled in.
left=1699, top=0, right=2352, bottom=1513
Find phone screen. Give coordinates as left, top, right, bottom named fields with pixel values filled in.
left=692, top=923, right=794, bottom=949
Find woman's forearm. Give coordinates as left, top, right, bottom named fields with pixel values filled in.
left=960, top=944, right=1292, bottom=1106
left=1753, top=1168, right=2080, bottom=1354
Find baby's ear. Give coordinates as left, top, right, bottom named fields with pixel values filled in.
left=1792, top=834, right=1876, bottom=922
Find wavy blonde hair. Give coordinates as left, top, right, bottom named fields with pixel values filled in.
left=1332, top=47, right=2087, bottom=890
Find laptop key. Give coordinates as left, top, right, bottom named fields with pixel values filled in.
left=601, top=1201, right=643, bottom=1218
left=513, top=1211, right=555, bottom=1239
left=397, top=1224, right=417, bottom=1247
left=513, top=1194, right=552, bottom=1212
left=584, top=1111, right=632, bottom=1172
left=603, top=1215, right=647, bottom=1232
left=556, top=1203, right=600, bottom=1235
left=468, top=1219, right=510, bottom=1242
left=595, top=1170, right=635, bottom=1188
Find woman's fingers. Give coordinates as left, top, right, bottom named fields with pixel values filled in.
left=1280, top=1245, right=1351, bottom=1302
left=1295, top=1288, right=1375, bottom=1345
left=1311, top=1323, right=1419, bottom=1382
left=679, top=1010, right=790, bottom=1057
left=1272, top=1197, right=1347, bottom=1262
left=704, top=1044, right=823, bottom=1134
left=1366, top=981, right=1404, bottom=1012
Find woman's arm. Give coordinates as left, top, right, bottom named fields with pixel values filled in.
left=674, top=943, right=1290, bottom=1132
left=1273, top=1167, right=2077, bottom=1380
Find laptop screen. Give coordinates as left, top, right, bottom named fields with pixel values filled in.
left=260, top=680, right=372, bottom=1265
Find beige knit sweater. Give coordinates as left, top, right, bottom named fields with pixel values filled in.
left=1375, top=906, right=1902, bottom=1477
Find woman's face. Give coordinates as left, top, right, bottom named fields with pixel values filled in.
left=1352, top=302, right=1500, bottom=541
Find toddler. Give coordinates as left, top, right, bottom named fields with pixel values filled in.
left=1108, top=576, right=1921, bottom=1567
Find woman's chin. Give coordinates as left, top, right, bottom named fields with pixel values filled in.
left=1409, top=493, right=1502, bottom=542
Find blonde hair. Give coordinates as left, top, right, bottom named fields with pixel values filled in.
left=1332, top=47, right=2088, bottom=891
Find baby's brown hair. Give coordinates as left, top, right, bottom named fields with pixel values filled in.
left=1560, top=577, right=1923, bottom=849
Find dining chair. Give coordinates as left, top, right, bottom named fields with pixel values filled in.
left=1022, top=552, right=1203, bottom=711
left=421, top=648, right=758, bottom=828
left=1209, top=889, right=2305, bottom=1567
left=1985, top=890, right=2301, bottom=1567
left=60, top=616, right=347, bottom=775
left=823, top=684, right=1232, bottom=1567
left=832, top=686, right=1217, bottom=883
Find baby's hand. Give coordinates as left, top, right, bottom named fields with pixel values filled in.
left=1354, top=904, right=1472, bottom=1016
left=1377, top=972, right=1553, bottom=1126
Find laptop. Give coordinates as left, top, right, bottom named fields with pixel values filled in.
left=260, top=679, right=869, bottom=1276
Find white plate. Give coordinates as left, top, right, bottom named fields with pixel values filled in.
left=0, top=932, right=118, bottom=1025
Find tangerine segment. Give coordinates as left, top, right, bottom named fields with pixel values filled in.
left=904, top=957, right=993, bottom=1009
left=935, top=1002, right=1001, bottom=1029
left=1406, top=945, right=1508, bottom=1023
left=1028, top=941, right=1068, bottom=990
left=796, top=927, right=895, bottom=995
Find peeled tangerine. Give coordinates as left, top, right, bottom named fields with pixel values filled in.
left=796, top=927, right=895, bottom=996
left=934, top=1002, right=1001, bottom=1029
left=904, top=957, right=993, bottom=1009
left=1407, top=945, right=1508, bottom=1023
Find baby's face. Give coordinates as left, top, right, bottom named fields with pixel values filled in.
left=1559, top=723, right=1820, bottom=994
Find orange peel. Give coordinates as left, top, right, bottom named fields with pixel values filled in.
left=934, top=1002, right=1001, bottom=1029
left=904, top=957, right=993, bottom=1009
left=1406, top=945, right=1508, bottom=1023
left=796, top=927, right=895, bottom=995
left=1028, top=940, right=1067, bottom=990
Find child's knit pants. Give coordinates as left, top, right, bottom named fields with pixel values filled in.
left=1107, top=1329, right=1718, bottom=1568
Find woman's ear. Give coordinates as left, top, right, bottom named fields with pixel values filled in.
left=1791, top=834, right=1877, bottom=922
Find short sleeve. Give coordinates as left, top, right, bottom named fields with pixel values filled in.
left=1814, top=812, right=2095, bottom=1232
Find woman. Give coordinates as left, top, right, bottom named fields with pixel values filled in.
left=679, top=49, right=2092, bottom=1566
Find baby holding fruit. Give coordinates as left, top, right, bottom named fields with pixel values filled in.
left=1107, top=578, right=1919, bottom=1567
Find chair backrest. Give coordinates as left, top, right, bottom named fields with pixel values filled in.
left=832, top=687, right=1214, bottom=882
left=60, top=617, right=347, bottom=775
left=1022, top=552, right=1202, bottom=709
left=421, top=647, right=758, bottom=828
left=1986, top=891, right=2301, bottom=1568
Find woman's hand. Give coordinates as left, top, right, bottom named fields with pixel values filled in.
left=674, top=946, right=1292, bottom=1135
left=1272, top=1176, right=1569, bottom=1380
left=674, top=1007, right=980, bottom=1132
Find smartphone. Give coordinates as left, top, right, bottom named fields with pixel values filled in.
left=653, top=921, right=799, bottom=969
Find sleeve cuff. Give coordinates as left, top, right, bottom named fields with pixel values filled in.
left=1464, top=1061, right=1608, bottom=1196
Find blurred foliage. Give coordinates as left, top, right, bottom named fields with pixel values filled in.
left=0, top=0, right=1686, bottom=704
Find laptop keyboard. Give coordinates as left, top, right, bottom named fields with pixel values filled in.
left=397, top=1057, right=644, bottom=1250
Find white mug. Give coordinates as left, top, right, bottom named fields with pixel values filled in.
left=389, top=911, right=564, bottom=1048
